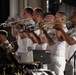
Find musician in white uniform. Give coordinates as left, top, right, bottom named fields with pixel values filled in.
left=52, top=12, right=69, bottom=75
left=42, top=12, right=68, bottom=75
left=32, top=8, right=57, bottom=70
left=11, top=7, right=35, bottom=63
left=56, top=11, right=76, bottom=75
left=32, top=7, right=55, bottom=50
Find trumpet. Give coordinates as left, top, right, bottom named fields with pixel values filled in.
left=39, top=21, right=71, bottom=30
left=41, top=21, right=71, bottom=27
left=0, top=18, right=31, bottom=27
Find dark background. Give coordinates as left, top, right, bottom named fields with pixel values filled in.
left=0, top=0, right=16, bottom=42
left=49, top=0, right=76, bottom=15
left=0, top=0, right=9, bottom=23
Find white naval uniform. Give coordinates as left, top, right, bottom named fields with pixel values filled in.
left=16, top=19, right=35, bottom=63
left=46, top=25, right=68, bottom=75
left=16, top=35, right=34, bottom=63
left=33, top=29, right=42, bottom=50
left=65, top=28, right=76, bottom=75
left=34, top=29, right=50, bottom=70
left=34, top=29, right=48, bottom=50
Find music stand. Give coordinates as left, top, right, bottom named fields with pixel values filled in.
left=68, top=51, right=76, bottom=75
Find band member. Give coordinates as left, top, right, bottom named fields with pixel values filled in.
left=41, top=14, right=55, bottom=46
left=0, top=30, right=13, bottom=52
left=52, top=12, right=68, bottom=75
left=32, top=8, right=55, bottom=70
left=28, top=7, right=44, bottom=50
left=42, top=12, right=68, bottom=75
left=0, top=30, right=13, bottom=74
left=54, top=11, right=76, bottom=75
left=11, top=7, right=35, bottom=63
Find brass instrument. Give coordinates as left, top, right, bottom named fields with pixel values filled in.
left=41, top=21, right=71, bottom=30
left=0, top=18, right=31, bottom=27
left=1, top=43, right=14, bottom=53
